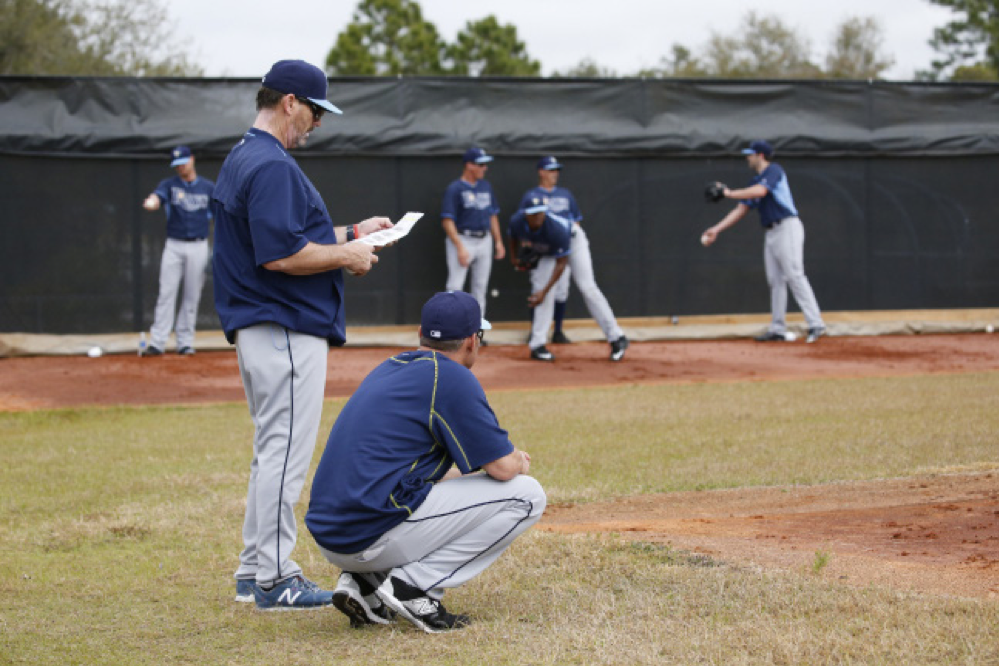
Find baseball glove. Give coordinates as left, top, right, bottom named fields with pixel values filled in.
left=516, top=245, right=542, bottom=271
left=704, top=182, right=727, bottom=203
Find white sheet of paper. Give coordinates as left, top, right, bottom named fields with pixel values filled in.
left=353, top=212, right=423, bottom=247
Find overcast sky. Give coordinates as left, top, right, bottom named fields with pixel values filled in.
left=167, top=0, right=954, bottom=80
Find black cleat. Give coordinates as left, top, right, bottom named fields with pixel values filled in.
left=530, top=346, right=555, bottom=362
left=551, top=330, right=572, bottom=344
left=375, top=577, right=471, bottom=633
left=610, top=336, right=629, bottom=361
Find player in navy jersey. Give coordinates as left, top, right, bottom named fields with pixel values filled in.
left=141, top=146, right=214, bottom=355
left=509, top=191, right=628, bottom=362
left=212, top=59, right=393, bottom=610
left=441, top=147, right=506, bottom=323
left=513, top=156, right=628, bottom=362
left=702, top=140, right=826, bottom=343
left=518, top=156, right=581, bottom=344
left=307, top=291, right=545, bottom=633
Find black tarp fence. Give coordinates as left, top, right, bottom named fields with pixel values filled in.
left=2, top=76, right=998, bottom=335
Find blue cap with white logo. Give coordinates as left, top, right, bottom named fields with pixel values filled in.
left=262, top=59, right=343, bottom=115
left=537, top=156, right=561, bottom=171
left=741, top=140, right=774, bottom=159
left=170, top=145, right=192, bottom=167
left=421, top=291, right=491, bottom=342
left=523, top=196, right=548, bottom=215
left=463, top=147, right=494, bottom=164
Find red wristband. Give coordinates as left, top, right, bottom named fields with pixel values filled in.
left=353, top=224, right=360, bottom=239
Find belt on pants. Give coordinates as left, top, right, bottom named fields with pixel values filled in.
left=458, top=229, right=488, bottom=238
left=763, top=218, right=790, bottom=230
left=170, top=236, right=207, bottom=241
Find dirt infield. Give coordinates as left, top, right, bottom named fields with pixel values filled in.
left=2, top=333, right=997, bottom=599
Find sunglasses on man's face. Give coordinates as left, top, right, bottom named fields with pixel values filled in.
left=296, top=97, right=325, bottom=121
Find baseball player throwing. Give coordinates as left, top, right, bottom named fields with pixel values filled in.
left=141, top=145, right=214, bottom=356
left=702, top=140, right=826, bottom=343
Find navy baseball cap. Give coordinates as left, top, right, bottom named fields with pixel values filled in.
left=262, top=59, right=343, bottom=115
left=421, top=291, right=492, bottom=342
left=463, top=147, right=494, bottom=164
left=537, top=156, right=562, bottom=170
left=523, top=196, right=548, bottom=215
left=170, top=145, right=192, bottom=167
left=741, top=140, right=773, bottom=159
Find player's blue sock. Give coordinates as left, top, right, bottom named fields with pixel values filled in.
left=554, top=301, right=567, bottom=334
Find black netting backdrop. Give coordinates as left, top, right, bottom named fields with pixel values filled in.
left=2, top=76, right=998, bottom=334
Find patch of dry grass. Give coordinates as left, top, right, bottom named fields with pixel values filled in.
left=1, top=374, right=997, bottom=664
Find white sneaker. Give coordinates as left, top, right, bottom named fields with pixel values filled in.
left=333, top=572, right=395, bottom=628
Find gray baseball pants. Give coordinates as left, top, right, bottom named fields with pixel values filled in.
left=764, top=217, right=824, bottom=333
left=149, top=238, right=209, bottom=350
left=319, top=473, right=546, bottom=600
left=445, top=235, right=494, bottom=317
left=528, top=225, right=623, bottom=350
left=233, top=324, right=328, bottom=585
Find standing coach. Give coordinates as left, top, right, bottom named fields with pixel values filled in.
left=211, top=59, right=393, bottom=610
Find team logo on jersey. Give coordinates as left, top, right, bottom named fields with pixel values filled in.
left=462, top=191, right=492, bottom=210
left=547, top=196, right=570, bottom=213
left=170, top=188, right=210, bottom=212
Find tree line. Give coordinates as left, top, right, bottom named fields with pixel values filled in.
left=2, top=0, right=997, bottom=81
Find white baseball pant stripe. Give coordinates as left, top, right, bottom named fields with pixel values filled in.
left=763, top=217, right=824, bottom=333
left=445, top=235, right=494, bottom=317
left=150, top=238, right=209, bottom=350
left=234, top=324, right=328, bottom=585
left=528, top=226, right=623, bottom=349
left=320, top=473, right=546, bottom=600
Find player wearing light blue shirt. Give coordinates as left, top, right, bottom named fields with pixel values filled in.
left=701, top=140, right=826, bottom=343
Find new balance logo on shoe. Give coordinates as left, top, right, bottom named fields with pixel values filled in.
left=278, top=589, right=303, bottom=606
left=254, top=575, right=334, bottom=611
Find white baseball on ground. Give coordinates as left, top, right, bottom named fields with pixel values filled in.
left=87, top=346, right=103, bottom=358
left=784, top=332, right=797, bottom=342
left=987, top=325, right=995, bottom=334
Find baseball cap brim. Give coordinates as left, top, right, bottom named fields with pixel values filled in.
left=525, top=204, right=548, bottom=214
left=308, top=97, right=343, bottom=115
left=170, top=156, right=192, bottom=167
left=474, top=156, right=494, bottom=164
left=740, top=149, right=756, bottom=155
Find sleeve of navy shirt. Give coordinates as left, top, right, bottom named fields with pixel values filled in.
left=441, top=180, right=460, bottom=220
left=508, top=210, right=527, bottom=240
left=153, top=178, right=171, bottom=203
left=431, top=359, right=514, bottom=474
left=245, top=161, right=312, bottom=266
left=567, top=190, right=583, bottom=223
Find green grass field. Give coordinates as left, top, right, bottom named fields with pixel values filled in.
left=1, top=373, right=997, bottom=665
